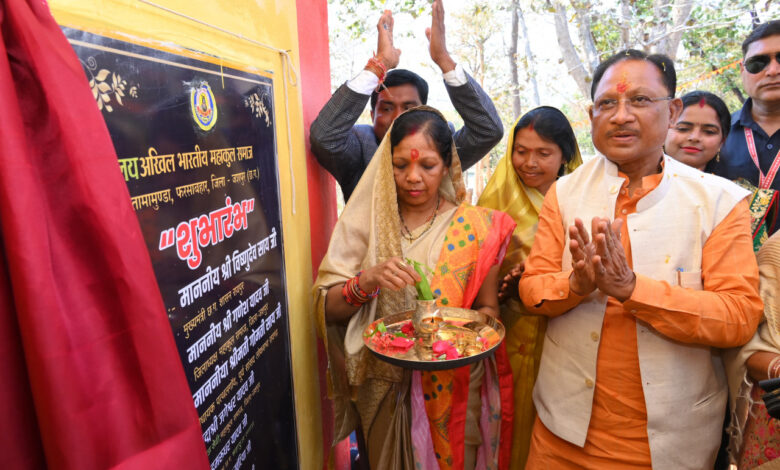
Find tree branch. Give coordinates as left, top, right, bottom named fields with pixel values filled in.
left=508, top=0, right=522, bottom=119
left=572, top=0, right=599, bottom=73
left=654, top=0, right=694, bottom=58
left=519, top=3, right=541, bottom=107
left=641, top=12, right=742, bottom=51
left=620, top=0, right=632, bottom=49
left=547, top=0, right=591, bottom=98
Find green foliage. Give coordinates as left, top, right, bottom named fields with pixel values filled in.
left=328, top=0, right=431, bottom=39
left=535, top=0, right=777, bottom=107
left=676, top=1, right=755, bottom=109
left=327, top=0, right=780, bottom=189
left=450, top=2, right=501, bottom=82
left=589, top=19, right=621, bottom=57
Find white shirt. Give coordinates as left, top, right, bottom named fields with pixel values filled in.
left=346, top=63, right=467, bottom=95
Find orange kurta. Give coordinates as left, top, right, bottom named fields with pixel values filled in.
left=519, top=172, right=762, bottom=469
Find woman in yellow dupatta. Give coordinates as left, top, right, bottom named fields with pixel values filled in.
left=313, top=106, right=515, bottom=470
left=478, top=106, right=582, bottom=469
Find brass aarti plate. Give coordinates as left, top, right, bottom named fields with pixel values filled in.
left=363, top=307, right=505, bottom=371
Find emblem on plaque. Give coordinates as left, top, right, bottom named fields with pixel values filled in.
left=190, top=82, right=218, bottom=131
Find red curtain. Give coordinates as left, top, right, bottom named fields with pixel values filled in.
left=0, top=1, right=209, bottom=468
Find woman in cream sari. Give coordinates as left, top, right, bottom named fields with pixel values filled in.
left=478, top=106, right=582, bottom=469
left=313, top=107, right=515, bottom=470
left=725, top=231, right=780, bottom=468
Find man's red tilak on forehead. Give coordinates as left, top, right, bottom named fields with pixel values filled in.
left=616, top=71, right=630, bottom=94
left=615, top=71, right=630, bottom=94
left=410, top=148, right=420, bottom=161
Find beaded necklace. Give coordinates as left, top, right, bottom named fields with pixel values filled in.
left=399, top=195, right=440, bottom=243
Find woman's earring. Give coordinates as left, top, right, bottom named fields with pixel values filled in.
left=716, top=152, right=720, bottom=162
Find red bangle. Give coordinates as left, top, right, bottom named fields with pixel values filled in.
left=355, top=271, right=380, bottom=299
left=342, top=279, right=362, bottom=306
left=341, top=271, right=380, bottom=307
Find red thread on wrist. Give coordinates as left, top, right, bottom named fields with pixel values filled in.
left=366, top=55, right=387, bottom=85
left=369, top=54, right=387, bottom=75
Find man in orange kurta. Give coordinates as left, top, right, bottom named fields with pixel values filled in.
left=519, top=50, right=763, bottom=468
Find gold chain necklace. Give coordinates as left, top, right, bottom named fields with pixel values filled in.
left=399, top=195, right=440, bottom=243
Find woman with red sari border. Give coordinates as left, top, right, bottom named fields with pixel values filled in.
left=313, top=106, right=515, bottom=469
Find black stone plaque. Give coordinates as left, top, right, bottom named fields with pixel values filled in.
left=64, top=28, right=300, bottom=470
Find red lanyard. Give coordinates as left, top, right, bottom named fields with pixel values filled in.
left=745, top=128, right=780, bottom=189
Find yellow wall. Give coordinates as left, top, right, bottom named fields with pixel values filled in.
left=48, top=1, right=320, bottom=467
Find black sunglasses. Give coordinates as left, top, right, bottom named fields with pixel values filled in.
left=744, top=52, right=780, bottom=74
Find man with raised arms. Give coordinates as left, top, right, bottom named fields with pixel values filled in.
left=310, top=0, right=503, bottom=201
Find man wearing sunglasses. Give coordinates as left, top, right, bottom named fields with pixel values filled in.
left=711, top=20, right=780, bottom=235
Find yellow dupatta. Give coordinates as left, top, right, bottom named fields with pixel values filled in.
left=476, top=115, right=582, bottom=470
left=477, top=116, right=582, bottom=277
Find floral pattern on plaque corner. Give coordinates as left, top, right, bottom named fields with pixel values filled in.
left=244, top=91, right=271, bottom=127
left=82, top=57, right=139, bottom=113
